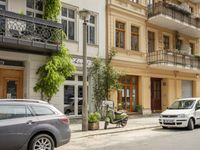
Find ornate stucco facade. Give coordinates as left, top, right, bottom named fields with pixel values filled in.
left=107, top=0, right=200, bottom=115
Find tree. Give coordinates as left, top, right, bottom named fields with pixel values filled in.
left=89, top=50, right=121, bottom=113
left=34, top=45, right=76, bottom=102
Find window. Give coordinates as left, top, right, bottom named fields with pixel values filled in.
left=0, top=105, right=29, bottom=120
left=87, top=15, right=96, bottom=44
left=190, top=43, right=195, bottom=55
left=61, top=7, right=75, bottom=40
left=163, top=35, right=170, bottom=50
left=0, top=0, right=6, bottom=35
left=116, top=21, right=125, bottom=48
left=147, top=0, right=154, bottom=5
left=0, top=0, right=6, bottom=10
left=148, top=31, right=155, bottom=52
left=176, top=39, right=182, bottom=50
left=131, top=26, right=139, bottom=51
left=26, top=0, right=43, bottom=18
left=130, top=0, right=139, bottom=3
left=189, top=6, right=194, bottom=13
left=31, top=106, right=54, bottom=116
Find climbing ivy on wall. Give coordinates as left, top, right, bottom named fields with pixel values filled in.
left=44, top=0, right=61, bottom=22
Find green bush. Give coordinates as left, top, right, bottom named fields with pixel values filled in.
left=88, top=112, right=101, bottom=123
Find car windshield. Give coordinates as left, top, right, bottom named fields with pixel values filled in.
left=168, top=100, right=195, bottom=109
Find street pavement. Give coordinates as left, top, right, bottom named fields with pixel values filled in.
left=70, top=115, right=160, bottom=138
left=56, top=126, right=200, bottom=150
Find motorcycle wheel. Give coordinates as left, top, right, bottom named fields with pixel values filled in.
left=104, top=122, right=108, bottom=129
left=121, top=118, right=128, bottom=127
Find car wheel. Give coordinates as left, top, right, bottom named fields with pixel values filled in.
left=28, top=134, right=54, bottom=150
left=187, top=118, right=194, bottom=130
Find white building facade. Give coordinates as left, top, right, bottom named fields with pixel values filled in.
left=0, top=0, right=106, bottom=117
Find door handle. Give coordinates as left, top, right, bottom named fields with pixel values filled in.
left=26, top=120, right=34, bottom=125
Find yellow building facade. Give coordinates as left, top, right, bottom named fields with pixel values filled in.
left=107, top=0, right=200, bottom=115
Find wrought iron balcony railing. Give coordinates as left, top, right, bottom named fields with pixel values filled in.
left=0, top=10, right=63, bottom=53
left=147, top=50, right=200, bottom=70
left=148, top=1, right=200, bottom=28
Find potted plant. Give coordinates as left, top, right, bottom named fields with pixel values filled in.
left=135, top=105, right=142, bottom=113
left=88, top=112, right=101, bottom=130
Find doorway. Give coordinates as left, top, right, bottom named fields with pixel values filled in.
left=0, top=68, right=23, bottom=99
left=182, top=80, right=193, bottom=98
left=151, top=78, right=162, bottom=112
left=118, top=76, right=138, bottom=112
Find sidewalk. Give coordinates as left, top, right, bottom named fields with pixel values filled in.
left=70, top=115, right=160, bottom=139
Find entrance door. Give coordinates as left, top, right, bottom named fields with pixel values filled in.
left=0, top=69, right=23, bottom=99
left=118, top=76, right=138, bottom=112
left=151, top=78, right=161, bottom=112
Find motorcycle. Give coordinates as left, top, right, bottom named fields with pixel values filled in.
left=104, top=104, right=128, bottom=129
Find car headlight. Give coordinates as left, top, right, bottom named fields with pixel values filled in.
left=178, top=114, right=186, bottom=118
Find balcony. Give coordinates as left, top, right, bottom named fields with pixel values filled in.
left=148, top=1, right=200, bottom=38
left=147, top=50, right=200, bottom=73
left=0, top=10, right=63, bottom=54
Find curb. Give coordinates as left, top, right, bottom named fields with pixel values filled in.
left=72, top=124, right=160, bottom=139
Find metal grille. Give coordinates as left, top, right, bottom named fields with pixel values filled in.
left=148, top=1, right=200, bottom=28
left=147, top=50, right=200, bottom=70
left=0, top=10, right=63, bottom=45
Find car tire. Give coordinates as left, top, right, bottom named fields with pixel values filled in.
left=28, top=134, right=55, bottom=150
left=187, top=118, right=194, bottom=130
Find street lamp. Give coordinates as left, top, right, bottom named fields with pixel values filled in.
left=79, top=10, right=91, bottom=131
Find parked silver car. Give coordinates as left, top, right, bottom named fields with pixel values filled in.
left=0, top=99, right=71, bottom=150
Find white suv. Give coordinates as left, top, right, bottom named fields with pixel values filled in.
left=159, top=98, right=200, bottom=130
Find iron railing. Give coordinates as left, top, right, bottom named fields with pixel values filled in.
left=0, top=10, right=63, bottom=46
left=148, top=1, right=200, bottom=28
left=147, top=50, right=200, bottom=70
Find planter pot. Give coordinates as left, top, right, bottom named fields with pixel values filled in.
left=88, top=122, right=99, bottom=130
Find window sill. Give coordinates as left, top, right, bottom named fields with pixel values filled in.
left=65, top=39, right=79, bottom=44
left=87, top=43, right=99, bottom=48
left=115, top=47, right=145, bottom=57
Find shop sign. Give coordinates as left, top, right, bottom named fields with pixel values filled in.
left=72, top=58, right=92, bottom=66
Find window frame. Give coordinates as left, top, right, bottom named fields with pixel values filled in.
left=130, top=0, right=139, bottom=3
left=115, top=21, right=125, bottom=49
left=131, top=25, right=139, bottom=51
left=163, top=35, right=170, bottom=50
left=26, top=0, right=44, bottom=18
left=0, top=0, right=6, bottom=10
left=190, top=42, right=195, bottom=55
left=148, top=31, right=155, bottom=52
left=87, top=15, right=97, bottom=45
left=61, top=6, right=76, bottom=41
left=0, top=104, right=32, bottom=120
left=30, top=105, right=55, bottom=116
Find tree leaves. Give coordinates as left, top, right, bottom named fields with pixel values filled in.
left=89, top=50, right=121, bottom=112
left=34, top=44, right=76, bottom=101
left=44, top=0, right=61, bottom=22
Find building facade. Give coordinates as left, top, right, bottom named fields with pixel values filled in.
left=0, top=0, right=106, bottom=117
left=107, top=0, right=200, bottom=115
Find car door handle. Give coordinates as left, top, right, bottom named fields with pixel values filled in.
left=26, top=120, right=35, bottom=125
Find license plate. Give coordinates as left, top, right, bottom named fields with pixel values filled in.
left=164, top=120, right=174, bottom=123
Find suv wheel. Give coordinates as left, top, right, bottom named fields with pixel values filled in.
left=29, top=134, right=54, bottom=150
left=187, top=118, right=194, bottom=130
